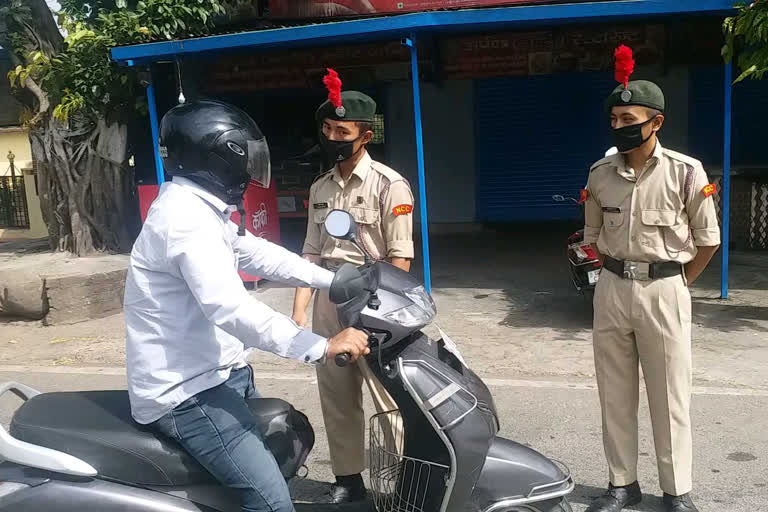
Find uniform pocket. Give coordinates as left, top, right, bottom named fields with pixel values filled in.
left=313, top=208, right=329, bottom=225
left=641, top=209, right=676, bottom=227
left=603, top=211, right=625, bottom=230
left=349, top=206, right=380, bottom=226
left=641, top=209, right=688, bottom=250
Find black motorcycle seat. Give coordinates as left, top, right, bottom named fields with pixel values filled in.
left=10, top=390, right=293, bottom=486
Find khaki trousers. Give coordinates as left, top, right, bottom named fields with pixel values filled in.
left=313, top=289, right=400, bottom=477
left=593, top=269, right=693, bottom=496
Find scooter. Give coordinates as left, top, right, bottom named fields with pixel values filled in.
left=552, top=194, right=602, bottom=302
left=0, top=209, right=574, bottom=512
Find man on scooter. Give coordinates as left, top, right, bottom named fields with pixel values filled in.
left=124, top=99, right=370, bottom=512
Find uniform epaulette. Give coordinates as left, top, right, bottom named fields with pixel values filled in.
left=311, top=169, right=333, bottom=186
left=371, top=160, right=405, bottom=184
left=662, top=148, right=702, bottom=169
left=589, top=155, right=617, bottom=173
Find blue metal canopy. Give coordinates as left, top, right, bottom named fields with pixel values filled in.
left=111, top=0, right=736, bottom=297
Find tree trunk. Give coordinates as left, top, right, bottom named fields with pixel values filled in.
left=29, top=116, right=138, bottom=255
left=2, top=0, right=139, bottom=256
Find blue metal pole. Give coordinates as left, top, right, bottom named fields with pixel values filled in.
left=146, top=76, right=165, bottom=186
left=406, top=34, right=432, bottom=293
left=721, top=61, right=732, bottom=299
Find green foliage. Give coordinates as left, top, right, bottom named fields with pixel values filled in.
left=6, top=0, right=226, bottom=121
left=723, top=1, right=768, bottom=83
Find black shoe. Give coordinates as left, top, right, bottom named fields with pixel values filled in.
left=329, top=474, right=367, bottom=504
left=663, top=493, right=699, bottom=512
left=585, top=482, right=642, bottom=512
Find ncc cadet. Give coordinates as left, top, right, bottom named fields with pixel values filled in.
left=583, top=46, right=721, bottom=512
left=292, top=69, right=415, bottom=503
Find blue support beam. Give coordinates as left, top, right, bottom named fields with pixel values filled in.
left=111, top=1, right=736, bottom=65
left=405, top=35, right=432, bottom=293
left=721, top=61, right=732, bottom=299
left=146, top=77, right=165, bottom=186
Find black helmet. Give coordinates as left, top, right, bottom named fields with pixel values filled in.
left=159, top=99, right=271, bottom=204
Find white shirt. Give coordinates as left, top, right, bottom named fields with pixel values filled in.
left=125, top=177, right=333, bottom=424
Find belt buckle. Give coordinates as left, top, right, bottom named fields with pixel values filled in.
left=623, top=261, right=650, bottom=280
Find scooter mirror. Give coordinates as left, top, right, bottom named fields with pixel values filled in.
left=325, top=209, right=358, bottom=240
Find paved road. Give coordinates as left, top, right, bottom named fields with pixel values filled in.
left=1, top=368, right=765, bottom=512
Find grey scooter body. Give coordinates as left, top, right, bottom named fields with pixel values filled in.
left=0, top=382, right=311, bottom=512
left=0, top=210, right=573, bottom=512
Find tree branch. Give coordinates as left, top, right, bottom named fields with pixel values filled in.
left=20, top=75, right=50, bottom=126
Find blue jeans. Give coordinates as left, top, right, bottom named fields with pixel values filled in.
left=152, top=366, right=294, bottom=512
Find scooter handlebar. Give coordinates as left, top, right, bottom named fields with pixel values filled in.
left=335, top=353, right=352, bottom=367
left=334, top=330, right=375, bottom=367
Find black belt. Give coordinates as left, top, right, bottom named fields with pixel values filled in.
left=603, top=256, right=683, bottom=281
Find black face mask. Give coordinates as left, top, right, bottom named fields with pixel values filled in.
left=612, top=116, right=657, bottom=153
left=319, top=133, right=364, bottom=163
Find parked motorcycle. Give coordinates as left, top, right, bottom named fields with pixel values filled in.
left=0, top=209, right=574, bottom=512
left=552, top=194, right=602, bottom=302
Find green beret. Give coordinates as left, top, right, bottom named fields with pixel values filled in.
left=605, top=80, right=665, bottom=113
left=315, top=91, right=376, bottom=123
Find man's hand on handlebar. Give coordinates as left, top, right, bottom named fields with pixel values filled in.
left=327, top=328, right=370, bottom=362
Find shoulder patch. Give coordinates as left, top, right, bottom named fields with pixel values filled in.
left=662, top=148, right=702, bottom=169
left=702, top=183, right=717, bottom=198
left=393, top=204, right=413, bottom=216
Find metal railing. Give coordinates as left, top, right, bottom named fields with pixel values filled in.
left=0, top=176, right=30, bottom=229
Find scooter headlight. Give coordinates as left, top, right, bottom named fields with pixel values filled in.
left=384, top=286, right=436, bottom=328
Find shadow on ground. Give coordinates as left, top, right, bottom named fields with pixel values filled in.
left=291, top=478, right=375, bottom=510
left=572, top=484, right=666, bottom=512
left=0, top=238, right=49, bottom=255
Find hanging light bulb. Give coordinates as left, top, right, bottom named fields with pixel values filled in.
left=176, top=59, right=186, bottom=104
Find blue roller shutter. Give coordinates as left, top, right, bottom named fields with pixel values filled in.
left=475, top=72, right=615, bottom=222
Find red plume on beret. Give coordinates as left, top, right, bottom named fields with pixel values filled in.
left=323, top=68, right=343, bottom=109
left=614, top=45, right=635, bottom=89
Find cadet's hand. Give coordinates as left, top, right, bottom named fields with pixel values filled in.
left=327, top=328, right=370, bottom=362
left=292, top=310, right=309, bottom=328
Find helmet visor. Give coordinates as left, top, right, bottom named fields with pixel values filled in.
left=247, top=138, right=271, bottom=188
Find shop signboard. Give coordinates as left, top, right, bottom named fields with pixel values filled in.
left=267, top=0, right=605, bottom=18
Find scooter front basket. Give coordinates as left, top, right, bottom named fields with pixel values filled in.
left=369, top=410, right=451, bottom=512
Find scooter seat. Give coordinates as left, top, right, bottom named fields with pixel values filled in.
left=9, top=390, right=310, bottom=486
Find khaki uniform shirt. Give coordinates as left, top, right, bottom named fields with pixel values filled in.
left=584, top=141, right=721, bottom=264
left=302, top=152, right=415, bottom=266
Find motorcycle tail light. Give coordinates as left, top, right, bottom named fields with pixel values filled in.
left=581, top=245, right=598, bottom=261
